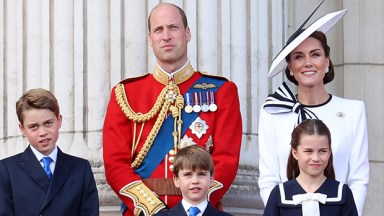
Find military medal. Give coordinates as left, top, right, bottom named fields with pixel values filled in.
left=179, top=135, right=197, bottom=149
left=201, top=92, right=209, bottom=112
left=192, top=92, right=201, bottom=113
left=184, top=93, right=193, bottom=113
left=208, top=91, right=217, bottom=112
left=189, top=117, right=209, bottom=139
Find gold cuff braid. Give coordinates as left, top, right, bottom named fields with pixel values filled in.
left=120, top=181, right=166, bottom=216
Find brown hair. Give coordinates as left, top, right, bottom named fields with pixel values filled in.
left=173, top=145, right=214, bottom=177
left=284, top=31, right=335, bottom=85
left=147, top=3, right=189, bottom=32
left=16, top=88, right=60, bottom=124
left=287, top=119, right=335, bottom=180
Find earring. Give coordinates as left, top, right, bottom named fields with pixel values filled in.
left=290, top=71, right=294, bottom=76
left=325, top=67, right=329, bottom=73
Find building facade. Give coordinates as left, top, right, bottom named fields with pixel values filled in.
left=0, top=0, right=382, bottom=215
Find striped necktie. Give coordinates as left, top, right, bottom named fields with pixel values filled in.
left=42, top=156, right=53, bottom=180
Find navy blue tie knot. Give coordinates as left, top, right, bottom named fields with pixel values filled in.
left=189, top=206, right=200, bottom=216
left=42, top=156, right=53, bottom=180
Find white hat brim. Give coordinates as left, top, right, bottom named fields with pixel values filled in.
left=268, top=9, right=348, bottom=79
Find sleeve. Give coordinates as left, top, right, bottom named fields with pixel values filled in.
left=263, top=185, right=281, bottom=216
left=342, top=184, right=358, bottom=216
left=258, top=108, right=281, bottom=205
left=81, top=160, right=100, bottom=215
left=103, top=88, right=165, bottom=214
left=0, top=160, right=15, bottom=216
left=347, top=101, right=369, bottom=216
left=208, top=81, right=242, bottom=206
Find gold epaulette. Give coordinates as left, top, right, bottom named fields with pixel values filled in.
left=207, top=180, right=224, bottom=199
left=120, top=181, right=166, bottom=216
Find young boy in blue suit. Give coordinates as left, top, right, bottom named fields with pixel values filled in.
left=155, top=145, right=232, bottom=216
left=0, top=88, right=99, bottom=215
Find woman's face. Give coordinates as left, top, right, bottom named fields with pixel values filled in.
left=288, top=37, right=330, bottom=88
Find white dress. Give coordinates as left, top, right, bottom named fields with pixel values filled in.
left=258, top=83, right=369, bottom=216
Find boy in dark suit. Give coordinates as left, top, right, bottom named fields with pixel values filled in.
left=0, top=88, right=99, bottom=215
left=155, top=145, right=232, bottom=216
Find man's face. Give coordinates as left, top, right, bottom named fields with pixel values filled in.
left=148, top=4, right=191, bottom=71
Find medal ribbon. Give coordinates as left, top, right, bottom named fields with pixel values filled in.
left=134, top=75, right=226, bottom=178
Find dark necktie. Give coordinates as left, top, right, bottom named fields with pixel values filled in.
left=42, top=156, right=53, bottom=180
left=189, top=206, right=200, bottom=216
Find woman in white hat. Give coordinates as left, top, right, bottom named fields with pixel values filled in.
left=258, top=7, right=368, bottom=216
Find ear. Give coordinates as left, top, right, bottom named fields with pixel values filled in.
left=287, top=63, right=292, bottom=72
left=292, top=148, right=298, bottom=160
left=19, top=123, right=26, bottom=136
left=210, top=174, right=214, bottom=186
left=57, top=114, right=63, bottom=129
left=148, top=32, right=153, bottom=47
left=173, top=175, right=180, bottom=188
left=186, top=26, right=191, bottom=42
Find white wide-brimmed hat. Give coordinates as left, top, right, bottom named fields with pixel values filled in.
left=268, top=9, right=348, bottom=78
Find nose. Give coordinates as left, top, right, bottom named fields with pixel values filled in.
left=162, top=29, right=171, bottom=41
left=191, top=175, right=199, bottom=184
left=312, top=153, right=320, bottom=162
left=304, top=56, right=313, bottom=68
left=38, top=127, right=48, bottom=136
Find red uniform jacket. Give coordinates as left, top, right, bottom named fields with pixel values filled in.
left=103, top=68, right=242, bottom=216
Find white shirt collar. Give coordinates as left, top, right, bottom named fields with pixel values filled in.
left=30, top=144, right=58, bottom=163
left=156, top=60, right=190, bottom=78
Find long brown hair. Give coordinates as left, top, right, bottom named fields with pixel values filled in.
left=287, top=119, right=335, bottom=180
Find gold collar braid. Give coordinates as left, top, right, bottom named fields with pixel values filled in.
left=115, top=82, right=184, bottom=169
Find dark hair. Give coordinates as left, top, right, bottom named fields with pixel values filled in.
left=173, top=145, right=214, bottom=177
left=284, top=31, right=335, bottom=85
left=287, top=119, right=335, bottom=180
left=16, top=88, right=60, bottom=124
left=147, top=3, right=189, bottom=32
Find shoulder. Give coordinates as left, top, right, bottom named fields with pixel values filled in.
left=199, top=71, right=229, bottom=82
left=0, top=152, right=23, bottom=164
left=116, top=73, right=151, bottom=86
left=204, top=202, right=233, bottom=216
left=330, top=95, right=365, bottom=107
left=59, top=150, right=91, bottom=166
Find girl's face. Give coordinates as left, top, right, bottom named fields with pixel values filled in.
left=288, top=37, right=330, bottom=88
left=292, top=134, right=331, bottom=179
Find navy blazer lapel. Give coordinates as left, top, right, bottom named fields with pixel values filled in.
left=171, top=202, right=188, bottom=216
left=202, top=202, right=221, bottom=216
left=41, top=148, right=73, bottom=209
left=19, top=146, right=51, bottom=192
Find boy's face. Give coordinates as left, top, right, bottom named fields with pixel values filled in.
left=19, top=109, right=62, bottom=156
left=173, top=168, right=213, bottom=205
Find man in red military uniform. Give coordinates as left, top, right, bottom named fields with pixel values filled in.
left=103, top=3, right=242, bottom=216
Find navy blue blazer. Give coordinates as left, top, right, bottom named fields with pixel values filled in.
left=154, top=201, right=233, bottom=216
left=0, top=146, right=99, bottom=216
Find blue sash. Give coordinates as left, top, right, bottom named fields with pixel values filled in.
left=135, top=75, right=226, bottom=178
